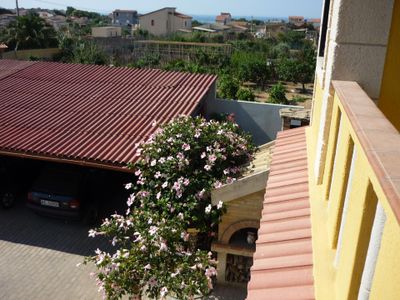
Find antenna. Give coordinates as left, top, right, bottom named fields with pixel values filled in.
left=16, top=0, right=20, bottom=17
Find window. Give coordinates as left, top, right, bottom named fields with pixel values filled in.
left=151, top=20, right=154, bottom=26
left=319, top=0, right=331, bottom=57
left=184, top=21, right=187, bottom=27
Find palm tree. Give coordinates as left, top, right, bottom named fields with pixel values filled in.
left=1, top=12, right=57, bottom=53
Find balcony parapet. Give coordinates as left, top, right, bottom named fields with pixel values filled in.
left=332, top=80, right=400, bottom=224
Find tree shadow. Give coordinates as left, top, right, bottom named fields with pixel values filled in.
left=0, top=197, right=113, bottom=256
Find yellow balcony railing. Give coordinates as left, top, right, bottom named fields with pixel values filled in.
left=308, top=80, right=400, bottom=300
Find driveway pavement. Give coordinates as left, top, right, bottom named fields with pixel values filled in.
left=0, top=199, right=107, bottom=300
left=0, top=198, right=247, bottom=300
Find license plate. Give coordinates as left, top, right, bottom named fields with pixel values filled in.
left=40, top=199, right=59, bottom=208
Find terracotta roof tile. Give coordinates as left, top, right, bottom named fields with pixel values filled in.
left=247, top=127, right=314, bottom=299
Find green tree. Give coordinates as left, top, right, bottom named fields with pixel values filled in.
left=217, top=74, right=240, bottom=99
left=269, top=82, right=288, bottom=104
left=276, top=43, right=316, bottom=92
left=133, top=53, right=161, bottom=69
left=72, top=41, right=108, bottom=65
left=1, top=12, right=57, bottom=52
left=191, top=20, right=203, bottom=27
left=236, top=88, right=256, bottom=101
left=231, top=51, right=270, bottom=88
left=271, top=42, right=290, bottom=59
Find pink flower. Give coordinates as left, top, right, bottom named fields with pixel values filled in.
left=217, top=201, right=223, bottom=209
left=181, top=232, right=190, bottom=241
left=159, top=157, right=166, bottom=164
left=162, top=181, right=168, bottom=188
left=205, top=204, right=212, bottom=214
left=124, top=183, right=132, bottom=190
left=183, top=178, right=190, bottom=186
left=204, top=165, right=211, bottom=171
left=140, top=191, right=149, bottom=198
left=149, top=226, right=158, bottom=236
left=156, top=192, right=161, bottom=200
left=226, top=177, right=235, bottom=184
left=159, top=241, right=168, bottom=251
left=150, top=159, right=157, bottom=166
left=140, top=245, right=147, bottom=252
left=148, top=277, right=157, bottom=287
left=201, top=152, right=206, bottom=159
left=173, top=181, right=181, bottom=190
left=196, top=189, right=206, bottom=199
left=208, top=154, right=217, bottom=163
left=135, top=169, right=141, bottom=176
left=133, top=234, right=142, bottom=242
left=178, top=212, right=184, bottom=220
left=127, top=194, right=135, bottom=207
left=160, top=287, right=168, bottom=297
left=154, top=171, right=162, bottom=178
left=214, top=181, right=223, bottom=189
left=144, top=264, right=151, bottom=270
left=205, top=267, right=217, bottom=277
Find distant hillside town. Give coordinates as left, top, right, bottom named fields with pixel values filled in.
left=0, top=6, right=320, bottom=39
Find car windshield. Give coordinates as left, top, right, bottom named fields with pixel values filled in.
left=33, top=167, right=82, bottom=196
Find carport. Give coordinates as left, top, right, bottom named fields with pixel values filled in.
left=0, top=59, right=217, bottom=299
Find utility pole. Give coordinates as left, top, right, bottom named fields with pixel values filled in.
left=16, top=0, right=20, bottom=17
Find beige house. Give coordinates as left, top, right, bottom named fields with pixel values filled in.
left=91, top=26, right=122, bottom=38
left=216, top=12, right=232, bottom=25
left=288, top=15, right=305, bottom=26
left=139, top=7, right=192, bottom=36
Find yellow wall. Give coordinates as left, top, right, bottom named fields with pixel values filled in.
left=307, top=80, right=400, bottom=300
left=379, top=0, right=400, bottom=131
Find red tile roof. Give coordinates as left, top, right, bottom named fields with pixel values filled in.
left=247, top=127, right=314, bottom=300
left=0, top=60, right=216, bottom=171
left=174, top=12, right=192, bottom=19
left=216, top=15, right=229, bottom=22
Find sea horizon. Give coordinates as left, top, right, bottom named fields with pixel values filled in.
left=191, top=14, right=289, bottom=24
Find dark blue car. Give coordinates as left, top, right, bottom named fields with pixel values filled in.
left=27, top=166, right=100, bottom=224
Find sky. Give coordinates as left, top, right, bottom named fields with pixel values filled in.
left=2, top=0, right=323, bottom=18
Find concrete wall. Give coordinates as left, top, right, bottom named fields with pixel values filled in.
left=205, top=98, right=298, bottom=145
left=92, top=27, right=122, bottom=38
left=2, top=48, right=60, bottom=60
left=172, top=16, right=192, bottom=31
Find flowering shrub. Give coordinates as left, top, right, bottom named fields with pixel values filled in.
left=131, top=116, right=255, bottom=232
left=85, top=116, right=255, bottom=299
